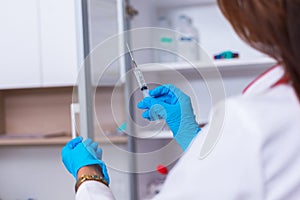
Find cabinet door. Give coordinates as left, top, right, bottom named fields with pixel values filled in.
left=0, top=0, right=41, bottom=89
left=39, top=0, right=78, bottom=87
left=89, top=0, right=121, bottom=86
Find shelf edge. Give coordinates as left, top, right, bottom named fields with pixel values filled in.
left=0, top=136, right=128, bottom=146
left=140, top=57, right=277, bottom=72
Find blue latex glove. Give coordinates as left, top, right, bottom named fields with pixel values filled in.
left=61, top=137, right=110, bottom=184
left=137, top=84, right=201, bottom=151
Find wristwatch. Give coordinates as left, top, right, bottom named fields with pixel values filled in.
left=75, top=174, right=109, bottom=192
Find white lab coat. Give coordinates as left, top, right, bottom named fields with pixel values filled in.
left=76, top=66, right=300, bottom=200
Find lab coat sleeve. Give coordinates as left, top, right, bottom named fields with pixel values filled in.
left=151, top=97, right=266, bottom=199
left=76, top=181, right=116, bottom=200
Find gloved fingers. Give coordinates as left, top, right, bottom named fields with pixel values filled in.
left=142, top=108, right=165, bottom=121
left=90, top=142, right=98, bottom=151
left=84, top=146, right=98, bottom=160
left=163, top=84, right=188, bottom=100
left=156, top=94, right=177, bottom=104
left=83, top=139, right=98, bottom=159
left=96, top=148, right=103, bottom=160
left=149, top=85, right=171, bottom=97
left=66, top=136, right=82, bottom=149
left=150, top=84, right=182, bottom=103
left=83, top=138, right=93, bottom=146
left=138, top=97, right=168, bottom=121
left=137, top=97, right=165, bottom=109
left=137, top=97, right=152, bottom=109
left=98, top=162, right=110, bottom=185
left=149, top=104, right=167, bottom=120
left=142, top=110, right=152, bottom=120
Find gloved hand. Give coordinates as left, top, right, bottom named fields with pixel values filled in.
left=61, top=137, right=110, bottom=184
left=137, top=84, right=201, bottom=151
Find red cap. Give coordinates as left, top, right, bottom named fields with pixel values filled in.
left=157, top=164, right=168, bottom=175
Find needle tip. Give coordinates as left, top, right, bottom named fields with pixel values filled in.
left=126, top=43, right=134, bottom=61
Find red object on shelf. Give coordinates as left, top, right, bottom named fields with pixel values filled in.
left=157, top=164, right=168, bottom=175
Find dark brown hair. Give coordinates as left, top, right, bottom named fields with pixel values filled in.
left=217, top=0, right=300, bottom=100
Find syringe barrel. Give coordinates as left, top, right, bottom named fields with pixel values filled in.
left=133, top=68, right=148, bottom=89
left=142, top=89, right=149, bottom=97
left=132, top=61, right=149, bottom=97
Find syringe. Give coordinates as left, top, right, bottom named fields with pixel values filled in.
left=126, top=44, right=149, bottom=97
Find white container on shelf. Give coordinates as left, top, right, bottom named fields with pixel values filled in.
left=155, top=16, right=177, bottom=63
left=175, top=15, right=200, bottom=62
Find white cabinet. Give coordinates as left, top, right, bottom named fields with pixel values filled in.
left=0, top=0, right=79, bottom=89
left=39, top=0, right=79, bottom=87
left=0, top=0, right=41, bottom=89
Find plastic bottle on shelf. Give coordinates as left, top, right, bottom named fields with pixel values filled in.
left=155, top=16, right=177, bottom=63
left=175, top=15, right=200, bottom=62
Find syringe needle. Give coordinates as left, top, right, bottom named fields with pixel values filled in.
left=126, top=43, right=135, bottom=62
left=126, top=43, right=149, bottom=97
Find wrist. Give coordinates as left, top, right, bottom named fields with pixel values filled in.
left=175, top=123, right=201, bottom=151
left=75, top=165, right=109, bottom=192
left=75, top=174, right=109, bottom=192
left=77, top=165, right=103, bottom=180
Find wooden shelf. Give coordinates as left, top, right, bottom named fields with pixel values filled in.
left=0, top=136, right=128, bottom=146
left=0, top=136, right=71, bottom=146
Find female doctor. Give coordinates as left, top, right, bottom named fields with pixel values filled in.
left=62, top=0, right=300, bottom=199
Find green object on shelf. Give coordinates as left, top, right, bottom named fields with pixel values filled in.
left=117, top=122, right=127, bottom=132
left=160, top=37, right=173, bottom=43
left=222, top=51, right=234, bottom=58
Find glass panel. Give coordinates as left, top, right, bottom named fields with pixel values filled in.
left=89, top=0, right=121, bottom=86
left=87, top=0, right=126, bottom=139
left=74, top=0, right=125, bottom=139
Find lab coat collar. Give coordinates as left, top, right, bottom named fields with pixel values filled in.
left=243, top=65, right=288, bottom=96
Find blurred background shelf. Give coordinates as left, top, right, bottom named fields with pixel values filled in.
left=140, top=57, right=276, bottom=73
left=0, top=135, right=128, bottom=146
left=137, top=121, right=208, bottom=139
left=0, top=136, right=72, bottom=146
left=138, top=130, right=173, bottom=139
